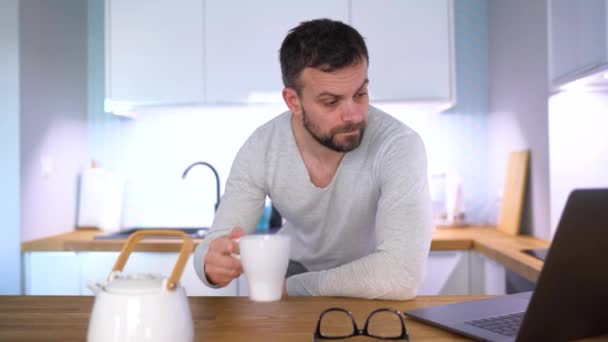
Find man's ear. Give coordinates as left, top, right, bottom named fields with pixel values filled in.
left=282, top=87, right=301, bottom=116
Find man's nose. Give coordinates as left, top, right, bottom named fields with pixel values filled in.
left=341, top=101, right=364, bottom=123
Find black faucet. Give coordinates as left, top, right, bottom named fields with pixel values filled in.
left=182, top=161, right=221, bottom=212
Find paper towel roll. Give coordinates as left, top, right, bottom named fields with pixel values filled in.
left=77, top=166, right=124, bottom=232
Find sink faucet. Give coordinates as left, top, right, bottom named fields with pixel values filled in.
left=182, top=161, right=221, bottom=212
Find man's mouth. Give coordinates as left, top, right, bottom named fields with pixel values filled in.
left=340, top=130, right=359, bottom=135
left=334, top=124, right=363, bottom=135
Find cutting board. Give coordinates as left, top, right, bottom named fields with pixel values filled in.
left=498, top=150, right=530, bottom=236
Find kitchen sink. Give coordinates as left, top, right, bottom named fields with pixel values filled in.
left=94, top=227, right=209, bottom=240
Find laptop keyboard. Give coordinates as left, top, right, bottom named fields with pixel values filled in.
left=465, top=312, right=525, bottom=337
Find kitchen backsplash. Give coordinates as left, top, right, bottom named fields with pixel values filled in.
left=88, top=102, right=490, bottom=228
left=90, top=104, right=284, bottom=227
left=87, top=0, right=490, bottom=228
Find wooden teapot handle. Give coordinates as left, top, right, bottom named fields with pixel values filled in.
left=111, top=230, right=194, bottom=291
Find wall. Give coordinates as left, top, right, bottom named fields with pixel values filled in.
left=88, top=0, right=491, bottom=228
left=19, top=0, right=89, bottom=241
left=0, top=0, right=21, bottom=295
left=378, top=0, right=490, bottom=223
left=549, top=91, right=608, bottom=235
left=487, top=0, right=551, bottom=239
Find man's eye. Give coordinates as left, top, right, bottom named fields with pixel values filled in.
left=356, top=92, right=367, bottom=98
left=324, top=100, right=338, bottom=107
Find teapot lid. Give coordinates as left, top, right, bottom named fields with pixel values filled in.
left=104, top=273, right=166, bottom=294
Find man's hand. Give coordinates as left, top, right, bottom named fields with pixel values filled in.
left=204, top=227, right=245, bottom=287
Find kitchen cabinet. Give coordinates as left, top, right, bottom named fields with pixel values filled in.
left=23, top=251, right=238, bottom=296
left=105, top=0, right=205, bottom=109
left=23, top=250, right=504, bottom=296
left=206, top=0, right=454, bottom=105
left=469, top=251, right=506, bottom=295
left=204, top=0, right=349, bottom=104
left=351, top=0, right=455, bottom=107
left=104, top=0, right=455, bottom=109
left=418, top=251, right=469, bottom=295
left=23, top=252, right=81, bottom=295
left=417, top=251, right=505, bottom=296
left=236, top=251, right=505, bottom=297
left=548, top=0, right=608, bottom=89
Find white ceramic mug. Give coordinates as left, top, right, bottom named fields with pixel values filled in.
left=238, top=234, right=291, bottom=302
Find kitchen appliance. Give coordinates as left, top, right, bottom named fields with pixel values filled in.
left=87, top=230, right=194, bottom=342
left=431, top=170, right=465, bottom=226
left=444, top=170, right=465, bottom=225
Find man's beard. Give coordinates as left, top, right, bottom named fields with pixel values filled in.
left=301, top=107, right=366, bottom=152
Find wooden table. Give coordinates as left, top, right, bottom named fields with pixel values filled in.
left=0, top=295, right=487, bottom=341
left=2, top=295, right=607, bottom=342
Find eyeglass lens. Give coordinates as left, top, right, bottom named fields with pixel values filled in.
left=319, top=309, right=356, bottom=338
left=365, top=309, right=404, bottom=338
left=318, top=308, right=406, bottom=339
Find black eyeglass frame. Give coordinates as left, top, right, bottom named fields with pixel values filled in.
left=313, top=307, right=410, bottom=341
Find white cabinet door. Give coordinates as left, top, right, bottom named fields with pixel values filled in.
left=351, top=0, right=455, bottom=106
left=23, top=252, right=81, bottom=295
left=419, top=251, right=507, bottom=296
left=105, top=0, right=205, bottom=107
left=549, top=0, right=608, bottom=87
left=418, top=251, right=469, bottom=295
left=80, top=251, right=119, bottom=295
left=469, top=252, right=506, bottom=295
left=204, top=0, right=349, bottom=104
left=81, top=252, right=238, bottom=296
left=24, top=251, right=238, bottom=296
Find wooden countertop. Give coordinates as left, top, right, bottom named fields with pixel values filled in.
left=21, top=226, right=549, bottom=283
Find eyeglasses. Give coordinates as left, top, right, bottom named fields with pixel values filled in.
left=313, top=307, right=410, bottom=340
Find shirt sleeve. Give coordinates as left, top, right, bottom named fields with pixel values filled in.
left=286, top=131, right=434, bottom=300
left=193, top=133, right=267, bottom=287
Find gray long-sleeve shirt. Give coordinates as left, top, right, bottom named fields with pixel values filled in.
left=193, top=105, right=433, bottom=300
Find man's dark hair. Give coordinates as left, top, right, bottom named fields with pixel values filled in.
left=279, top=18, right=369, bottom=93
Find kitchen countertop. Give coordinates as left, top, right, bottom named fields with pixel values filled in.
left=21, top=225, right=549, bottom=283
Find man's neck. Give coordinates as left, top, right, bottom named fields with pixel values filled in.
left=291, top=116, right=344, bottom=188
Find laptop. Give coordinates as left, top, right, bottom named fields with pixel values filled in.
left=405, top=189, right=608, bottom=342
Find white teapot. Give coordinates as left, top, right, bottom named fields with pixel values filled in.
left=87, top=230, right=194, bottom=342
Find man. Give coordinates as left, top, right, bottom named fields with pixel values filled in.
left=193, top=18, right=433, bottom=300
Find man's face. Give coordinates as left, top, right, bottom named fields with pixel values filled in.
left=295, top=61, right=369, bottom=153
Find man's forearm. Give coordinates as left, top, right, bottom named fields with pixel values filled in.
left=286, top=246, right=431, bottom=300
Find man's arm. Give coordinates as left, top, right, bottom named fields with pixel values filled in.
left=286, top=132, right=433, bottom=300
left=193, top=135, right=267, bottom=288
